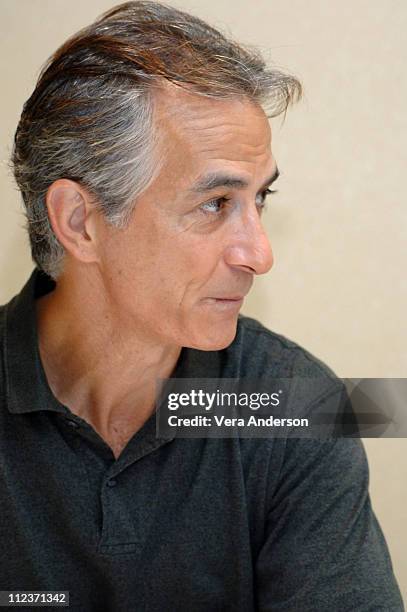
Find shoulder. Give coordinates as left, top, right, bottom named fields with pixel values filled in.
left=0, top=303, right=7, bottom=407
left=0, top=301, right=7, bottom=358
left=232, top=314, right=339, bottom=383
left=232, top=315, right=353, bottom=434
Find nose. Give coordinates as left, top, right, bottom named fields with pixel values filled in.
left=224, top=210, right=274, bottom=275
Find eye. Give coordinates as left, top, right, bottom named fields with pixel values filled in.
left=256, top=188, right=277, bottom=212
left=198, top=188, right=278, bottom=218
left=199, top=197, right=230, bottom=216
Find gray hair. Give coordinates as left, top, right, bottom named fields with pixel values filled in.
left=11, top=0, right=302, bottom=279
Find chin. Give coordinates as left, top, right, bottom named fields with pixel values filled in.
left=185, top=317, right=239, bottom=351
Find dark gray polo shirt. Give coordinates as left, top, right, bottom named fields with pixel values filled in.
left=0, top=269, right=403, bottom=611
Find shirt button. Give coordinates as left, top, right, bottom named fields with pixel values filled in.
left=107, top=479, right=117, bottom=487
left=66, top=419, right=79, bottom=428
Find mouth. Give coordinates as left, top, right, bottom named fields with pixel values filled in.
left=202, top=296, right=245, bottom=311
left=212, top=296, right=244, bottom=302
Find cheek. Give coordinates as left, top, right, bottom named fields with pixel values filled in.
left=102, top=217, right=225, bottom=301
left=166, top=236, right=224, bottom=289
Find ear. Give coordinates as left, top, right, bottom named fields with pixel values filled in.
left=45, top=179, right=101, bottom=266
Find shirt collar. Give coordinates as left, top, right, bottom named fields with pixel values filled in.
left=3, top=268, right=68, bottom=415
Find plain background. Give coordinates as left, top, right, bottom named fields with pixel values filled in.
left=0, top=0, right=406, bottom=601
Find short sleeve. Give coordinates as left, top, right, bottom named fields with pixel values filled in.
left=254, top=437, right=404, bottom=611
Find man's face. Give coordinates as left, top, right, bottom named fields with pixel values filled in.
left=96, top=86, right=276, bottom=350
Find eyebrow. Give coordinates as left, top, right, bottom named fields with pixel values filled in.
left=189, top=166, right=280, bottom=195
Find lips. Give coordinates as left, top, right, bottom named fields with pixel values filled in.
left=202, top=296, right=245, bottom=311
left=202, top=285, right=251, bottom=310
left=211, top=296, right=244, bottom=301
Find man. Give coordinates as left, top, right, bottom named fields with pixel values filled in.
left=0, top=1, right=403, bottom=610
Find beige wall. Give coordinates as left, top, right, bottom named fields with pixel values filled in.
left=1, top=0, right=406, bottom=601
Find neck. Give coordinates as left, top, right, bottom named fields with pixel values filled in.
left=36, top=269, right=181, bottom=445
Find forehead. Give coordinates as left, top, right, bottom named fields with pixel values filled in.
left=152, top=84, right=273, bottom=185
